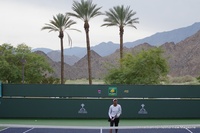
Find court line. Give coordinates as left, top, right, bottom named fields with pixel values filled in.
left=184, top=127, right=193, bottom=133
left=23, top=127, right=34, bottom=133
left=0, top=124, right=196, bottom=129
left=0, top=127, right=9, bottom=132
left=1, top=126, right=200, bottom=133
left=1, top=124, right=200, bottom=133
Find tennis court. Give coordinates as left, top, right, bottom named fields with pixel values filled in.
left=1, top=119, right=200, bottom=133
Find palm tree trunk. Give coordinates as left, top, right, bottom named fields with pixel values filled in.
left=84, top=21, right=92, bottom=85
left=119, top=26, right=124, bottom=61
left=60, top=33, right=64, bottom=84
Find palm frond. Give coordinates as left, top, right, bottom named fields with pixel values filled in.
left=41, top=23, right=59, bottom=32
left=67, top=28, right=81, bottom=32
left=41, top=13, right=79, bottom=46
left=65, top=32, right=73, bottom=47
left=67, top=0, right=102, bottom=21
left=102, top=5, right=139, bottom=28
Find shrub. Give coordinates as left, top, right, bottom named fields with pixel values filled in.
left=169, top=75, right=196, bottom=83
left=197, top=76, right=200, bottom=83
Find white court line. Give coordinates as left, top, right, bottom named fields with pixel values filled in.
left=184, top=127, right=193, bottom=133
left=23, top=128, right=34, bottom=133
left=0, top=127, right=9, bottom=132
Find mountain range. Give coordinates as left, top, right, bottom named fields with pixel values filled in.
left=34, top=28, right=200, bottom=79
left=33, top=22, right=200, bottom=80
left=33, top=22, right=200, bottom=66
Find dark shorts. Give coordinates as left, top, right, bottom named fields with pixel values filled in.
left=110, top=117, right=120, bottom=127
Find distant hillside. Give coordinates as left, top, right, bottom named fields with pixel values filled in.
left=47, top=51, right=80, bottom=66
left=124, top=22, right=200, bottom=48
left=33, top=22, right=200, bottom=66
left=34, top=29, right=200, bottom=79
left=163, top=30, right=200, bottom=77
left=64, top=47, right=86, bottom=58
left=32, top=48, right=53, bottom=54
left=91, top=41, right=119, bottom=57
left=63, top=41, right=119, bottom=58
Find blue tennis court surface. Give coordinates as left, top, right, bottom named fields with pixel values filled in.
left=1, top=127, right=200, bottom=133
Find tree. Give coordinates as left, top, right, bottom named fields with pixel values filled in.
left=0, top=44, right=21, bottom=83
left=18, top=44, right=54, bottom=84
left=67, top=0, right=102, bottom=85
left=104, top=48, right=169, bottom=85
left=102, top=5, right=139, bottom=60
left=0, top=43, right=53, bottom=84
left=41, top=13, right=79, bottom=84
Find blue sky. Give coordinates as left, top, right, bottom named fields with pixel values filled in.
left=0, top=0, right=200, bottom=50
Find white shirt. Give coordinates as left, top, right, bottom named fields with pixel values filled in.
left=108, top=104, right=122, bottom=119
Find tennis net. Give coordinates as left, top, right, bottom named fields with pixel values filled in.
left=1, top=124, right=200, bottom=133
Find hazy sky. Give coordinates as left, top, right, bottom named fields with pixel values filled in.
left=1, top=0, right=200, bottom=50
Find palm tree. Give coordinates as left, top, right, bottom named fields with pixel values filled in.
left=102, top=5, right=139, bottom=60
left=67, top=0, right=102, bottom=85
left=41, top=13, right=79, bottom=84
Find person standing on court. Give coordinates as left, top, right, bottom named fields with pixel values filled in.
left=108, top=98, right=122, bottom=133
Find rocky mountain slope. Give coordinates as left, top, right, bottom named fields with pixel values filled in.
left=47, top=51, right=80, bottom=66
left=163, top=30, right=200, bottom=76
left=125, top=22, right=200, bottom=48
left=33, top=22, right=200, bottom=64
left=35, top=30, right=200, bottom=79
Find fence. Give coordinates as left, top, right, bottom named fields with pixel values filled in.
left=0, top=84, right=200, bottom=118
